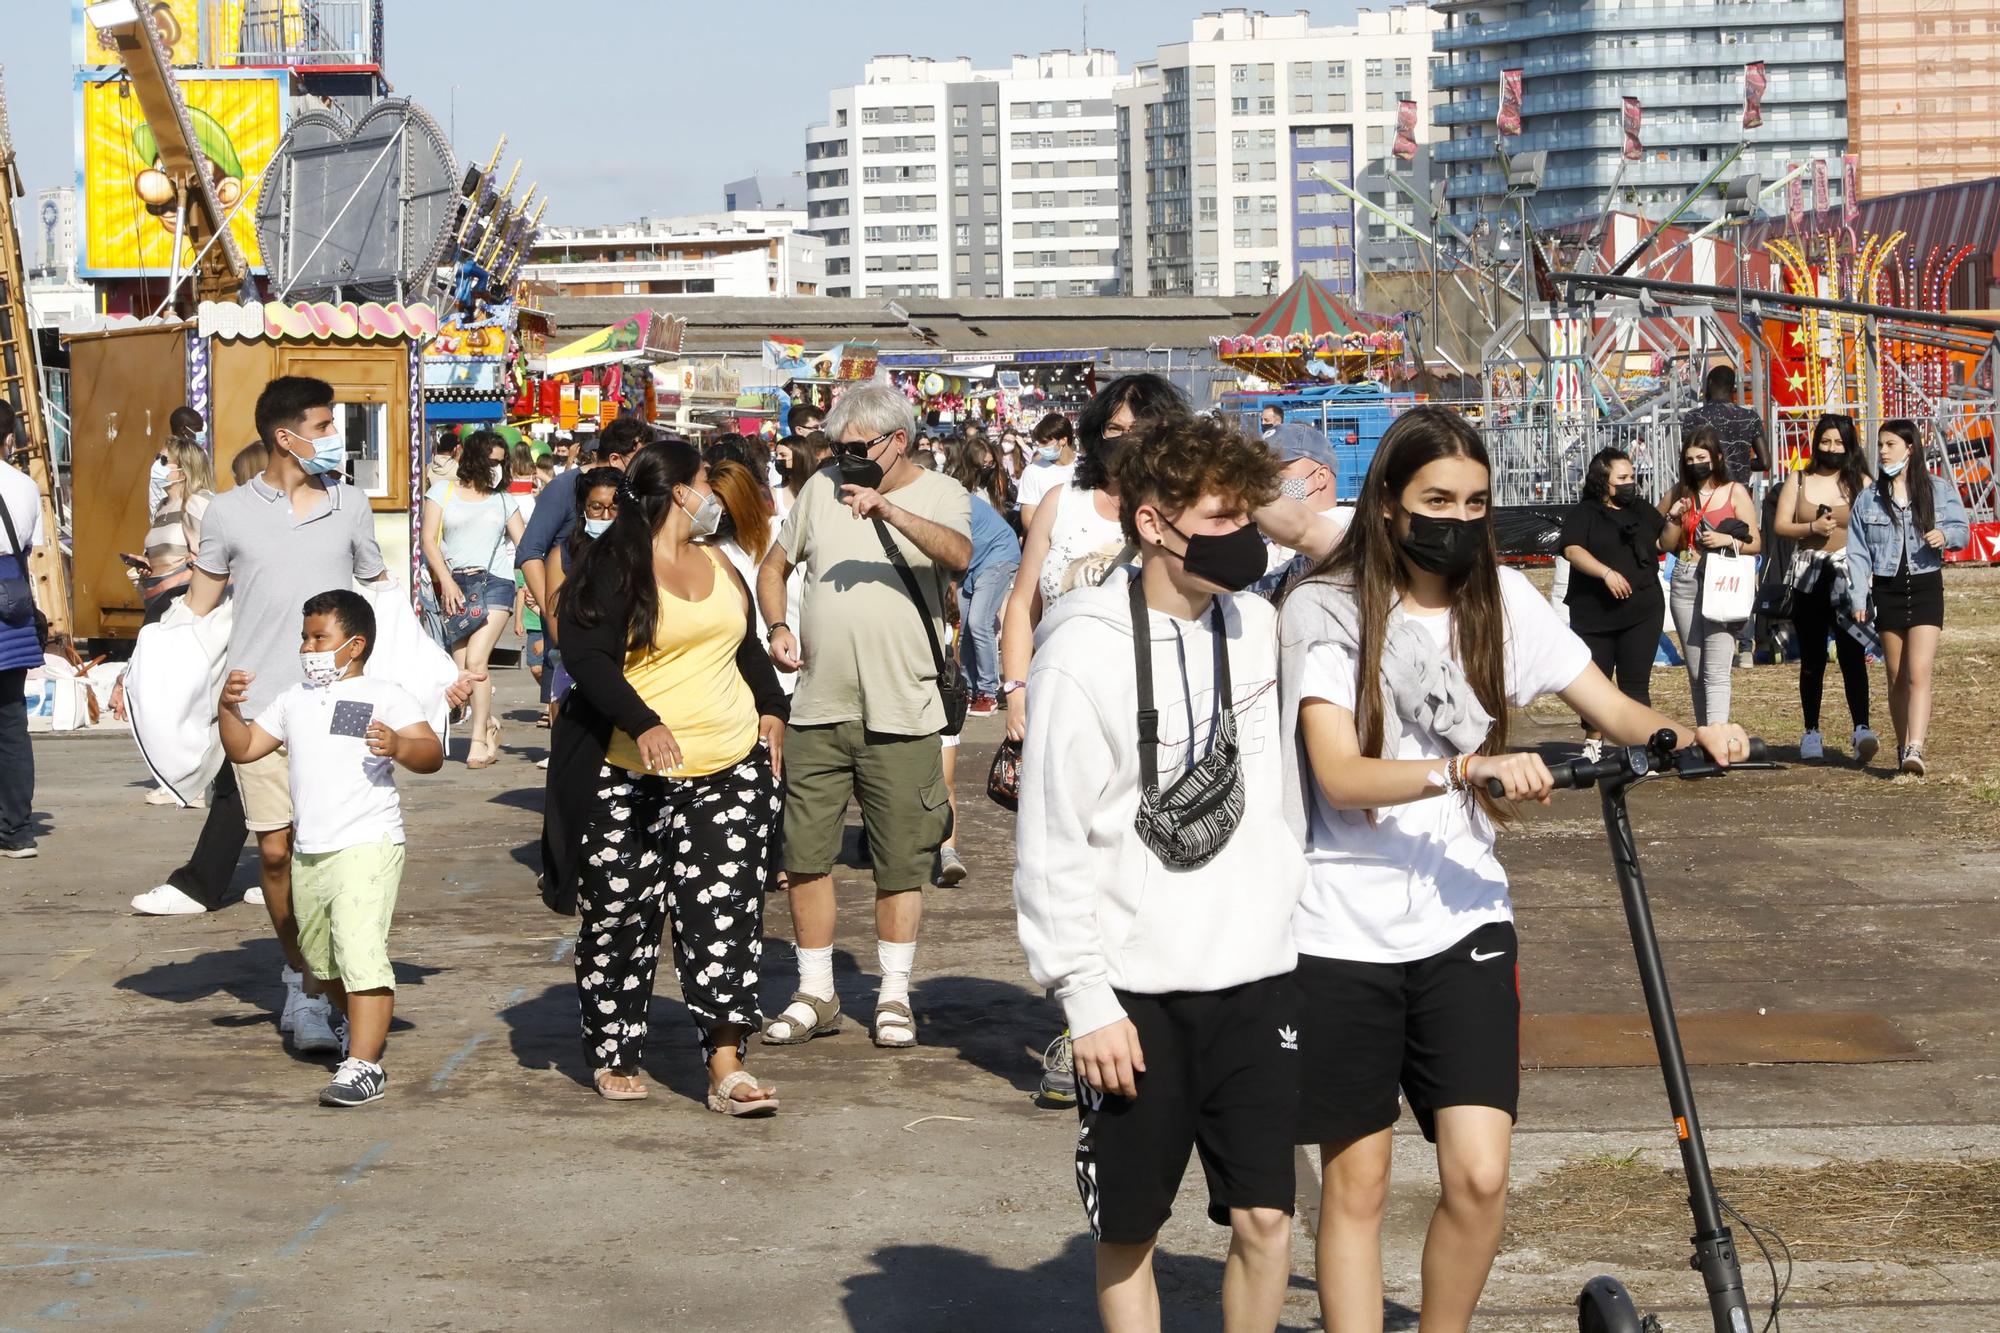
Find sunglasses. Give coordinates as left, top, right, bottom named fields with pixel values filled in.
left=839, top=429, right=897, bottom=458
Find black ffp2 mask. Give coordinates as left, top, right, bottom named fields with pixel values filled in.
left=1612, top=482, right=1641, bottom=504
left=837, top=448, right=885, bottom=492
left=1165, top=518, right=1267, bottom=593
left=1399, top=512, right=1485, bottom=579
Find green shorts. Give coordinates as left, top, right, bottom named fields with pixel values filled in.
left=292, top=837, right=406, bottom=992
left=782, top=722, right=950, bottom=893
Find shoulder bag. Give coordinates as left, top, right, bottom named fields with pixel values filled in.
left=439, top=493, right=511, bottom=645
left=1128, top=575, right=1244, bottom=869
left=870, top=517, right=968, bottom=737
left=0, top=499, right=49, bottom=651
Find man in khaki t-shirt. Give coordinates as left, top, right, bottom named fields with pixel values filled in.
left=757, top=384, right=971, bottom=1052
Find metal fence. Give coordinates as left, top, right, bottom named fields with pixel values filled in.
left=213, top=0, right=376, bottom=65
left=1480, top=407, right=1685, bottom=508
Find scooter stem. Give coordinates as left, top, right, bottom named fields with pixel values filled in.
left=1600, top=776, right=1753, bottom=1332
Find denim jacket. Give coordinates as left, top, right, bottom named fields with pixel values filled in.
left=1845, top=473, right=1971, bottom=612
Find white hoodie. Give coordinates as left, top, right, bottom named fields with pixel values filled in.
left=1012, top=566, right=1305, bottom=1039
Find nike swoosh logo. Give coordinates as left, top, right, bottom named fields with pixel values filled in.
left=1470, top=948, right=1506, bottom=962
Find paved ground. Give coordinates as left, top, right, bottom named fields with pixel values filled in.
left=4, top=660, right=1998, bottom=1331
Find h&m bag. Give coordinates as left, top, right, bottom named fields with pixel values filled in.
left=1128, top=576, right=1244, bottom=869
left=1699, top=549, right=1755, bottom=625
left=870, top=517, right=968, bottom=737
left=0, top=500, right=50, bottom=651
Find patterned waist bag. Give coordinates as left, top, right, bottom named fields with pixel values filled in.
left=1127, top=575, right=1244, bottom=870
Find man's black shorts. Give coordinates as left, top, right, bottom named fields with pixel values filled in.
left=1295, top=921, right=1520, bottom=1146
left=1075, top=972, right=1299, bottom=1246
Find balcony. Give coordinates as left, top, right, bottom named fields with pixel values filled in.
left=1436, top=76, right=1846, bottom=125
left=1433, top=115, right=1847, bottom=162
left=1436, top=0, right=1845, bottom=51
left=209, top=0, right=377, bottom=67
left=1436, top=39, right=1846, bottom=91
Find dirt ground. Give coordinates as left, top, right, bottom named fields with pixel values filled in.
left=3, top=569, right=1998, bottom=1331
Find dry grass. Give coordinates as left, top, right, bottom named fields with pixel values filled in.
left=1508, top=1155, right=2000, bottom=1263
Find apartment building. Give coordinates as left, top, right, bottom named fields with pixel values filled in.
left=1432, top=0, right=1848, bottom=232
left=1115, top=5, right=1447, bottom=299
left=803, top=51, right=1122, bottom=300
left=1846, top=0, right=2000, bottom=199
left=522, top=212, right=824, bottom=299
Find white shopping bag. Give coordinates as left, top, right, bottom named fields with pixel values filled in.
left=1699, top=551, right=1755, bottom=625
left=125, top=598, right=234, bottom=805
left=359, top=580, right=458, bottom=742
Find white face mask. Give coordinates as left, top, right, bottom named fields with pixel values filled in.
left=149, top=454, right=174, bottom=511
left=300, top=637, right=357, bottom=689
left=490, top=464, right=505, bottom=487
left=681, top=488, right=724, bottom=539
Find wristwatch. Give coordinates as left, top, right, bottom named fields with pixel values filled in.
left=1002, top=679, right=1027, bottom=696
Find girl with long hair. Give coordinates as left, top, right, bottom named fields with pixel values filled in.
left=1773, top=413, right=1876, bottom=763
left=136, top=434, right=217, bottom=623
left=1559, top=446, right=1666, bottom=714
left=546, top=441, right=789, bottom=1112
left=1657, top=426, right=1761, bottom=725
left=705, top=456, right=797, bottom=696
left=421, top=428, right=526, bottom=767
left=1281, top=406, right=1747, bottom=1333
left=1848, top=419, right=1969, bottom=775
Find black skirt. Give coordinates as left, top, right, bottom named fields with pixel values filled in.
left=1871, top=568, right=1944, bottom=632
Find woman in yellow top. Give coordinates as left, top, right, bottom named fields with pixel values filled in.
left=553, top=439, right=788, bottom=1113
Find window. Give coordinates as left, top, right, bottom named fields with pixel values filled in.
left=1011, top=132, right=1034, bottom=150
left=1365, top=59, right=1384, bottom=80
left=1394, top=59, right=1411, bottom=80
left=1367, top=91, right=1384, bottom=110
left=1231, top=64, right=1250, bottom=84
left=1234, top=196, right=1252, bottom=214
left=1231, top=96, right=1250, bottom=114
left=1066, top=101, right=1082, bottom=116
left=955, top=253, right=971, bottom=274
left=1036, top=101, right=1055, bottom=116
left=1293, top=94, right=1313, bottom=113
left=1232, top=130, right=1250, bottom=151
left=1232, top=161, right=1251, bottom=182
left=955, top=223, right=970, bottom=246
left=952, top=105, right=969, bottom=126
left=982, top=134, right=998, bottom=155
left=983, top=193, right=998, bottom=215
left=982, top=164, right=999, bottom=186
left=981, top=104, right=997, bottom=125
left=983, top=222, right=999, bottom=245
left=1329, top=93, right=1347, bottom=113
left=1082, top=218, right=1101, bottom=235
left=1037, top=191, right=1057, bottom=208
left=955, top=193, right=971, bottom=215
left=952, top=134, right=969, bottom=153
left=1258, top=194, right=1278, bottom=215
left=1235, top=261, right=1254, bottom=287
left=1328, top=61, right=1346, bottom=80
left=1256, top=64, right=1274, bottom=82
left=1257, top=129, right=1275, bottom=149
left=1010, top=101, right=1031, bottom=118
left=984, top=281, right=1000, bottom=297
left=863, top=107, right=882, bottom=124
left=1257, top=97, right=1275, bottom=115
left=1292, top=61, right=1314, bottom=81
left=1257, top=160, right=1277, bottom=181
left=954, top=164, right=970, bottom=186
left=835, top=109, right=848, bottom=127
left=1037, top=220, right=1059, bottom=237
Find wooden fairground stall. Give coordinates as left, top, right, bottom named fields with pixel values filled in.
left=64, top=299, right=437, bottom=644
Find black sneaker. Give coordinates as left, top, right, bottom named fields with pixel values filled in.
left=0, top=841, right=38, bottom=859
left=320, top=1058, right=386, bottom=1107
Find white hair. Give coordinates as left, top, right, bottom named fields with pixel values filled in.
left=823, top=382, right=915, bottom=445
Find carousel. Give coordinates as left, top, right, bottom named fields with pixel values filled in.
left=1211, top=275, right=1405, bottom=386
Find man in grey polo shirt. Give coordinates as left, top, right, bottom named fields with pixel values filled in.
left=141, top=377, right=390, bottom=1051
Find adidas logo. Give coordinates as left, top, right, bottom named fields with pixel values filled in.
left=1278, top=1025, right=1298, bottom=1051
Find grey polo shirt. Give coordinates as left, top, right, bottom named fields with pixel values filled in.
left=194, top=474, right=387, bottom=719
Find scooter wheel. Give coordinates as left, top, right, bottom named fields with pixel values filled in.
left=1577, top=1275, right=1644, bottom=1333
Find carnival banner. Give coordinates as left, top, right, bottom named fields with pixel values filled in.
left=1621, top=97, right=1643, bottom=162
left=1842, top=153, right=1861, bottom=225
left=77, top=69, right=286, bottom=276
left=1786, top=164, right=1805, bottom=233
left=762, top=338, right=812, bottom=378
left=1741, top=61, right=1767, bottom=130
left=1496, top=69, right=1523, bottom=137
left=1393, top=99, right=1418, bottom=162
left=1812, top=158, right=1830, bottom=224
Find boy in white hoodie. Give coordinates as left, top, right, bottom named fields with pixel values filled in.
left=1014, top=415, right=1306, bottom=1332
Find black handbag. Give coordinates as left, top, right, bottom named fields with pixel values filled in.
left=986, top=738, right=1021, bottom=810
left=0, top=499, right=49, bottom=652
left=870, top=517, right=968, bottom=737
left=1128, top=575, right=1244, bottom=869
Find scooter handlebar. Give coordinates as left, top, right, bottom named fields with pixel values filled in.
left=1483, top=738, right=1769, bottom=797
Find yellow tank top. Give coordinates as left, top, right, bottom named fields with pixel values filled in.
left=604, top=546, right=759, bottom=778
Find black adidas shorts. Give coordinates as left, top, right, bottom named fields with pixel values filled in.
left=1074, top=973, right=1299, bottom=1246
left=1295, top=921, right=1520, bottom=1146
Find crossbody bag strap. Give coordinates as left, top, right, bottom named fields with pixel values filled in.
left=1128, top=574, right=1159, bottom=793
left=870, top=516, right=949, bottom=679
left=1208, top=596, right=1234, bottom=748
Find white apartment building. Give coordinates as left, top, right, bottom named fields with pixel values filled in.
left=804, top=51, right=1122, bottom=300
left=521, top=212, right=824, bottom=299
left=26, top=186, right=94, bottom=331
left=1116, top=4, right=1447, bottom=299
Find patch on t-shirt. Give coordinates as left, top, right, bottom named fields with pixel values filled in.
left=328, top=700, right=375, bottom=738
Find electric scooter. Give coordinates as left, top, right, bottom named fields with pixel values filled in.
left=1490, top=730, right=1779, bottom=1333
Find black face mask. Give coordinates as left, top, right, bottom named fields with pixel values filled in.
left=1611, top=482, right=1641, bottom=504
left=977, top=464, right=998, bottom=487
left=837, top=447, right=885, bottom=491
left=1812, top=446, right=1845, bottom=471
left=1399, top=512, right=1485, bottom=579
left=1683, top=459, right=1713, bottom=486
left=1164, top=518, right=1266, bottom=593
left=1090, top=434, right=1127, bottom=478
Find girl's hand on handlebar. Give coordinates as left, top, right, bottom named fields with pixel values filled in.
left=1692, top=723, right=1751, bottom=768
left=1467, top=751, right=1554, bottom=804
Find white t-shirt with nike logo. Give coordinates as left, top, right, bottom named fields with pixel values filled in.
left=1294, top=567, right=1590, bottom=963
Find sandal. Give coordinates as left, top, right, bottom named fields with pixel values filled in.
left=592, top=1068, right=649, bottom=1101
left=706, top=1069, right=779, bottom=1117
left=760, top=991, right=842, bottom=1045
left=872, top=1000, right=917, bottom=1049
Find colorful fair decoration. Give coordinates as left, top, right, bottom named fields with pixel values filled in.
left=196, top=299, right=441, bottom=342
left=1210, top=275, right=1403, bottom=385
left=544, top=311, right=686, bottom=374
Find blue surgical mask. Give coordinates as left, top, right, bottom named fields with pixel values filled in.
left=287, top=428, right=346, bottom=477
left=1879, top=458, right=1906, bottom=477
left=583, top=517, right=613, bottom=538
left=1036, top=444, right=1061, bottom=464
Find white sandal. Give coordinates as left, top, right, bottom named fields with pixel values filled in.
left=707, top=1069, right=779, bottom=1117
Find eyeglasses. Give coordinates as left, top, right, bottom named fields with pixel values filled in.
left=840, top=429, right=896, bottom=458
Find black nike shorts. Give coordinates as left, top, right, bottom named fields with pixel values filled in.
left=1074, top=972, right=1300, bottom=1246
left=1295, top=921, right=1520, bottom=1146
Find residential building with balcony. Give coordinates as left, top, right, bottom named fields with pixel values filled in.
left=1114, top=4, right=1447, bottom=301
left=1846, top=1, right=2000, bottom=199
left=521, top=213, right=824, bottom=299
left=803, top=51, right=1122, bottom=300
left=1431, top=0, right=1848, bottom=234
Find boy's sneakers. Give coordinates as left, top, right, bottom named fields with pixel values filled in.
left=1853, top=726, right=1880, bottom=766
left=244, top=885, right=266, bottom=906
left=1900, top=745, right=1928, bottom=777
left=1799, top=729, right=1824, bottom=761
left=293, top=995, right=342, bottom=1054
left=1037, top=1029, right=1077, bottom=1107
left=131, top=884, right=207, bottom=915
left=0, top=840, right=38, bottom=859
left=320, top=1058, right=386, bottom=1107
left=935, top=846, right=968, bottom=887
left=279, top=967, right=305, bottom=1034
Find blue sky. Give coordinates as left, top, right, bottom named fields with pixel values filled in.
left=8, top=0, right=1361, bottom=229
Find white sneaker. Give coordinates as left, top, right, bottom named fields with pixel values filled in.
left=243, top=885, right=266, bottom=907
left=1852, top=726, right=1880, bottom=766
left=1799, top=729, right=1824, bottom=761
left=130, top=884, right=207, bottom=915
left=293, top=995, right=341, bottom=1053
left=144, top=786, right=180, bottom=806
left=280, top=967, right=305, bottom=1034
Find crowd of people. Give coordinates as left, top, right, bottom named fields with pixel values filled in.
left=0, top=352, right=1977, bottom=1330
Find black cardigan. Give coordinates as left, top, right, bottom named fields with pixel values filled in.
left=538, top=563, right=789, bottom=915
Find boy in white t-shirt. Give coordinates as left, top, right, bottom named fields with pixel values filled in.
left=219, top=589, right=442, bottom=1107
